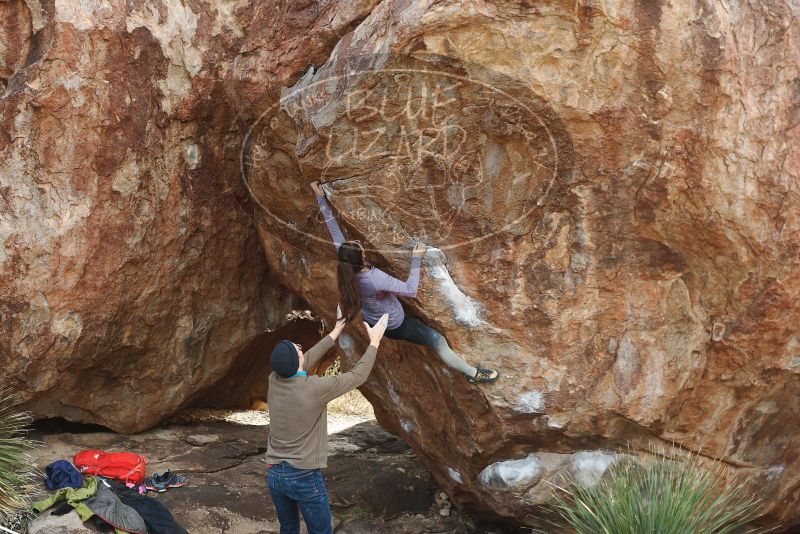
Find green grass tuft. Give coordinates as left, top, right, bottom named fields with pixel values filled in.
left=550, top=453, right=773, bottom=534
left=0, top=390, right=40, bottom=531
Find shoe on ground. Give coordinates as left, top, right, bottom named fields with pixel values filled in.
left=144, top=473, right=167, bottom=493
left=467, top=367, right=499, bottom=384
left=161, top=470, right=187, bottom=489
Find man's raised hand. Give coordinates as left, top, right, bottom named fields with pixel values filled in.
left=310, top=181, right=325, bottom=197
left=330, top=304, right=346, bottom=339
left=364, top=314, right=389, bottom=348
left=335, top=304, right=346, bottom=330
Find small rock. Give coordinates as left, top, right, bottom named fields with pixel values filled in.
left=29, top=511, right=94, bottom=533
left=439, top=491, right=448, bottom=501
left=367, top=447, right=378, bottom=454
left=439, top=507, right=450, bottom=517
left=185, top=434, right=220, bottom=446
left=415, top=514, right=425, bottom=520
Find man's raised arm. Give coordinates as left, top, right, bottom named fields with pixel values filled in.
left=316, top=314, right=388, bottom=404
left=304, top=306, right=347, bottom=371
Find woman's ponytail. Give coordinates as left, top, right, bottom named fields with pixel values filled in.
left=337, top=241, right=364, bottom=322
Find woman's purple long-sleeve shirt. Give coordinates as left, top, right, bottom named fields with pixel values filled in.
left=318, top=196, right=420, bottom=329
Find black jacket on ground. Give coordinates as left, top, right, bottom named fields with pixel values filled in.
left=106, top=480, right=189, bottom=534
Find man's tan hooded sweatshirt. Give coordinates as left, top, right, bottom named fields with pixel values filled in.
left=266, top=335, right=377, bottom=469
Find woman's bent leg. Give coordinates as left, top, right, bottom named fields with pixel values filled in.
left=398, top=316, right=477, bottom=377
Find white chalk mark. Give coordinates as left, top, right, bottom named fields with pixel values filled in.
left=478, top=454, right=541, bottom=489
left=423, top=248, right=482, bottom=327
left=767, top=465, right=785, bottom=480
left=570, top=451, right=620, bottom=487
left=338, top=333, right=356, bottom=357
left=514, top=391, right=544, bottom=413
left=447, top=467, right=463, bottom=484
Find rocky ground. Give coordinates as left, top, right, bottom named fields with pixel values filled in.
left=26, top=407, right=528, bottom=534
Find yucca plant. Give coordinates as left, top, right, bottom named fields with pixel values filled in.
left=0, top=390, right=40, bottom=532
left=551, top=454, right=772, bottom=534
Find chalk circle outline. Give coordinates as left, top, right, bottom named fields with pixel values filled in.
left=240, top=55, right=570, bottom=254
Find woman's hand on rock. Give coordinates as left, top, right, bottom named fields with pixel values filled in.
left=310, top=181, right=325, bottom=197
left=412, top=241, right=427, bottom=258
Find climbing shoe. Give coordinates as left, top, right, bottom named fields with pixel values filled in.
left=144, top=470, right=186, bottom=492
left=467, top=367, right=499, bottom=384
left=144, top=473, right=167, bottom=493
left=159, top=470, right=187, bottom=489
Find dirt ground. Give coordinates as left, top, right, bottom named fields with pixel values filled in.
left=25, top=404, right=528, bottom=534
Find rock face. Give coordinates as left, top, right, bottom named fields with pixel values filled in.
left=3, top=0, right=800, bottom=528
left=240, top=0, right=800, bottom=528
left=0, top=0, right=322, bottom=432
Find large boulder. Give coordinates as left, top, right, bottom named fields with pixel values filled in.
left=241, top=0, right=800, bottom=527
left=0, top=0, right=323, bottom=432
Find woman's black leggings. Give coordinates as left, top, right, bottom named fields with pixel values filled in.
left=383, top=315, right=476, bottom=376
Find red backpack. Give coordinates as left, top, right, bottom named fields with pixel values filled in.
left=73, top=450, right=147, bottom=485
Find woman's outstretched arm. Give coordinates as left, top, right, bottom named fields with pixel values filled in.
left=311, top=181, right=345, bottom=250
left=370, top=242, right=427, bottom=297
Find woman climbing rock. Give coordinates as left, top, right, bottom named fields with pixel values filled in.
left=311, top=181, right=499, bottom=385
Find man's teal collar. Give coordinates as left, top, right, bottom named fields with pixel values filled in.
left=291, top=370, right=307, bottom=378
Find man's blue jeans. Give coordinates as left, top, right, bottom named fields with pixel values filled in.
left=267, top=461, right=332, bottom=534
